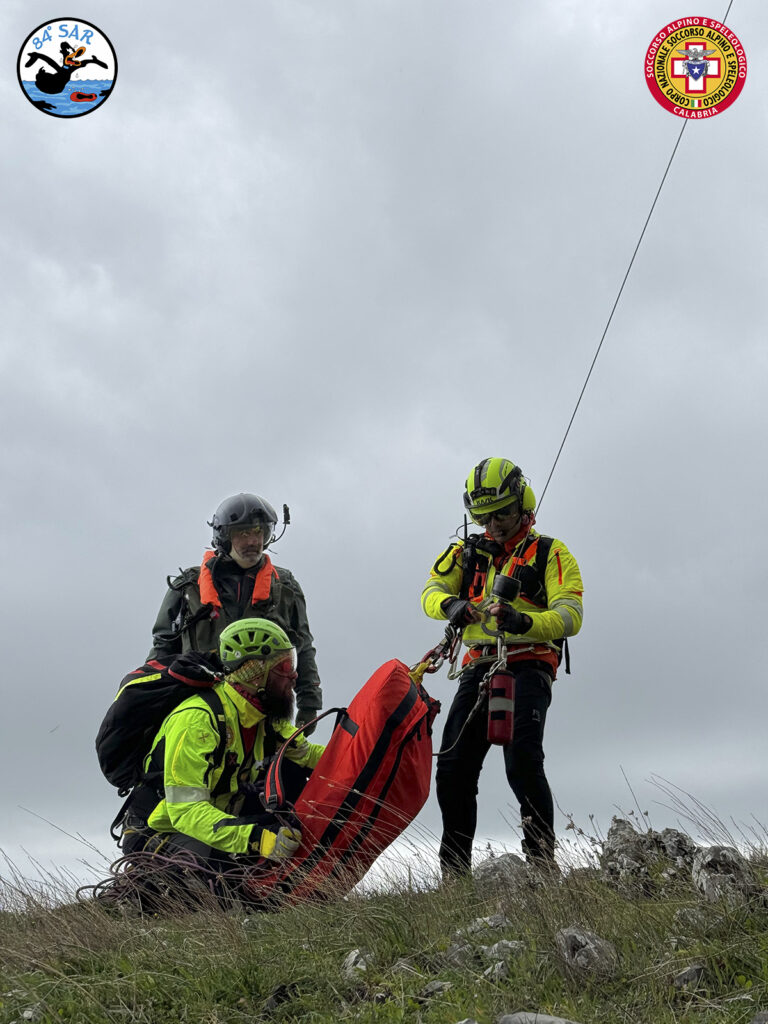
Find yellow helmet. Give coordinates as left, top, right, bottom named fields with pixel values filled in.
left=462, top=458, right=536, bottom=520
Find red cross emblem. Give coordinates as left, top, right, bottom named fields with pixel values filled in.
left=670, top=39, right=722, bottom=95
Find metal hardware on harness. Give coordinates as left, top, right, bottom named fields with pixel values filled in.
left=434, top=637, right=509, bottom=758
left=479, top=572, right=522, bottom=640
left=413, top=625, right=459, bottom=676
left=446, top=622, right=472, bottom=679
left=487, top=636, right=508, bottom=679
left=479, top=612, right=502, bottom=641
left=446, top=645, right=465, bottom=680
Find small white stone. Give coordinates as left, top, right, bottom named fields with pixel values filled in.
left=341, top=948, right=373, bottom=980
left=483, top=960, right=509, bottom=981
left=673, top=962, right=706, bottom=990
left=455, top=912, right=513, bottom=938
left=482, top=939, right=525, bottom=961
left=420, top=980, right=452, bottom=998
left=392, top=957, right=421, bottom=975
left=444, top=942, right=476, bottom=967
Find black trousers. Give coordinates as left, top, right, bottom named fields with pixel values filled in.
left=435, top=659, right=554, bottom=876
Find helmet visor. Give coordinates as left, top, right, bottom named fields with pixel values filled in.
left=229, top=521, right=274, bottom=546
left=267, top=652, right=298, bottom=682
left=269, top=649, right=297, bottom=675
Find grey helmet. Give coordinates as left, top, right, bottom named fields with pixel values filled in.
left=209, top=493, right=278, bottom=553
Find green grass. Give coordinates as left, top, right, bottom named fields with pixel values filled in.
left=1, top=836, right=767, bottom=1024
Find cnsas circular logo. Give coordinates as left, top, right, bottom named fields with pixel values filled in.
left=17, top=18, right=117, bottom=118
left=645, top=16, right=746, bottom=119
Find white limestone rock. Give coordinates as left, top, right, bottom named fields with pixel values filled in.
left=692, top=846, right=757, bottom=904
left=473, top=853, right=529, bottom=887
left=484, top=960, right=509, bottom=981
left=673, top=962, right=706, bottom=989
left=481, top=939, right=525, bottom=962
left=341, top=948, right=373, bottom=980
left=554, top=926, right=618, bottom=977
left=600, top=817, right=699, bottom=887
left=455, top=912, right=514, bottom=938
left=418, top=980, right=452, bottom=1000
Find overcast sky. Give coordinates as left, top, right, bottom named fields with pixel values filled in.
left=2, top=0, right=766, bottom=887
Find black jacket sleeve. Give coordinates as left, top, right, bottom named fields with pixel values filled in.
left=284, top=575, right=322, bottom=714
left=147, top=583, right=185, bottom=660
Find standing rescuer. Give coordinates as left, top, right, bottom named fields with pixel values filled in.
left=149, top=492, right=323, bottom=735
left=422, top=457, right=584, bottom=876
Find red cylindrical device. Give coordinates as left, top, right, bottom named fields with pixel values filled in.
left=487, top=669, right=515, bottom=745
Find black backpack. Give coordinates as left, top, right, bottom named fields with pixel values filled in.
left=96, top=652, right=228, bottom=795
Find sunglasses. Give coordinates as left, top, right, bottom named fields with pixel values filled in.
left=472, top=504, right=520, bottom=526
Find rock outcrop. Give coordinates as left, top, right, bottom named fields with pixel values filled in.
left=600, top=817, right=698, bottom=890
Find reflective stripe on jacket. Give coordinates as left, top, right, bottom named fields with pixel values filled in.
left=145, top=682, right=324, bottom=854
left=421, top=530, right=583, bottom=675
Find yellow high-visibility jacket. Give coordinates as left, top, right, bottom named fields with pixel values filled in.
left=422, top=529, right=583, bottom=675
left=145, top=682, right=323, bottom=854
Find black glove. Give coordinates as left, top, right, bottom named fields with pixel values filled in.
left=495, top=604, right=532, bottom=635
left=441, top=597, right=475, bottom=628
left=294, top=710, right=318, bottom=737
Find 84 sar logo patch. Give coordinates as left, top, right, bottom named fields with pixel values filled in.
left=17, top=18, right=117, bottom=118
left=645, top=16, right=746, bottom=119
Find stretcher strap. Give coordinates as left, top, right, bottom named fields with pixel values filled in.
left=261, top=707, right=345, bottom=812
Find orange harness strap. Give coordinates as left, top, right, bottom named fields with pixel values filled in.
left=250, top=557, right=279, bottom=603
left=197, top=550, right=280, bottom=607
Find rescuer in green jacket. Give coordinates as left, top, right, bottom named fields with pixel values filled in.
left=422, top=457, right=584, bottom=876
left=137, top=618, right=324, bottom=870
left=149, top=493, right=323, bottom=735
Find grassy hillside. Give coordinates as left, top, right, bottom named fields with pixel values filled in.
left=1, top=832, right=767, bottom=1024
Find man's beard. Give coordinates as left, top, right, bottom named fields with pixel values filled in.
left=261, top=684, right=295, bottom=721
left=228, top=549, right=265, bottom=569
